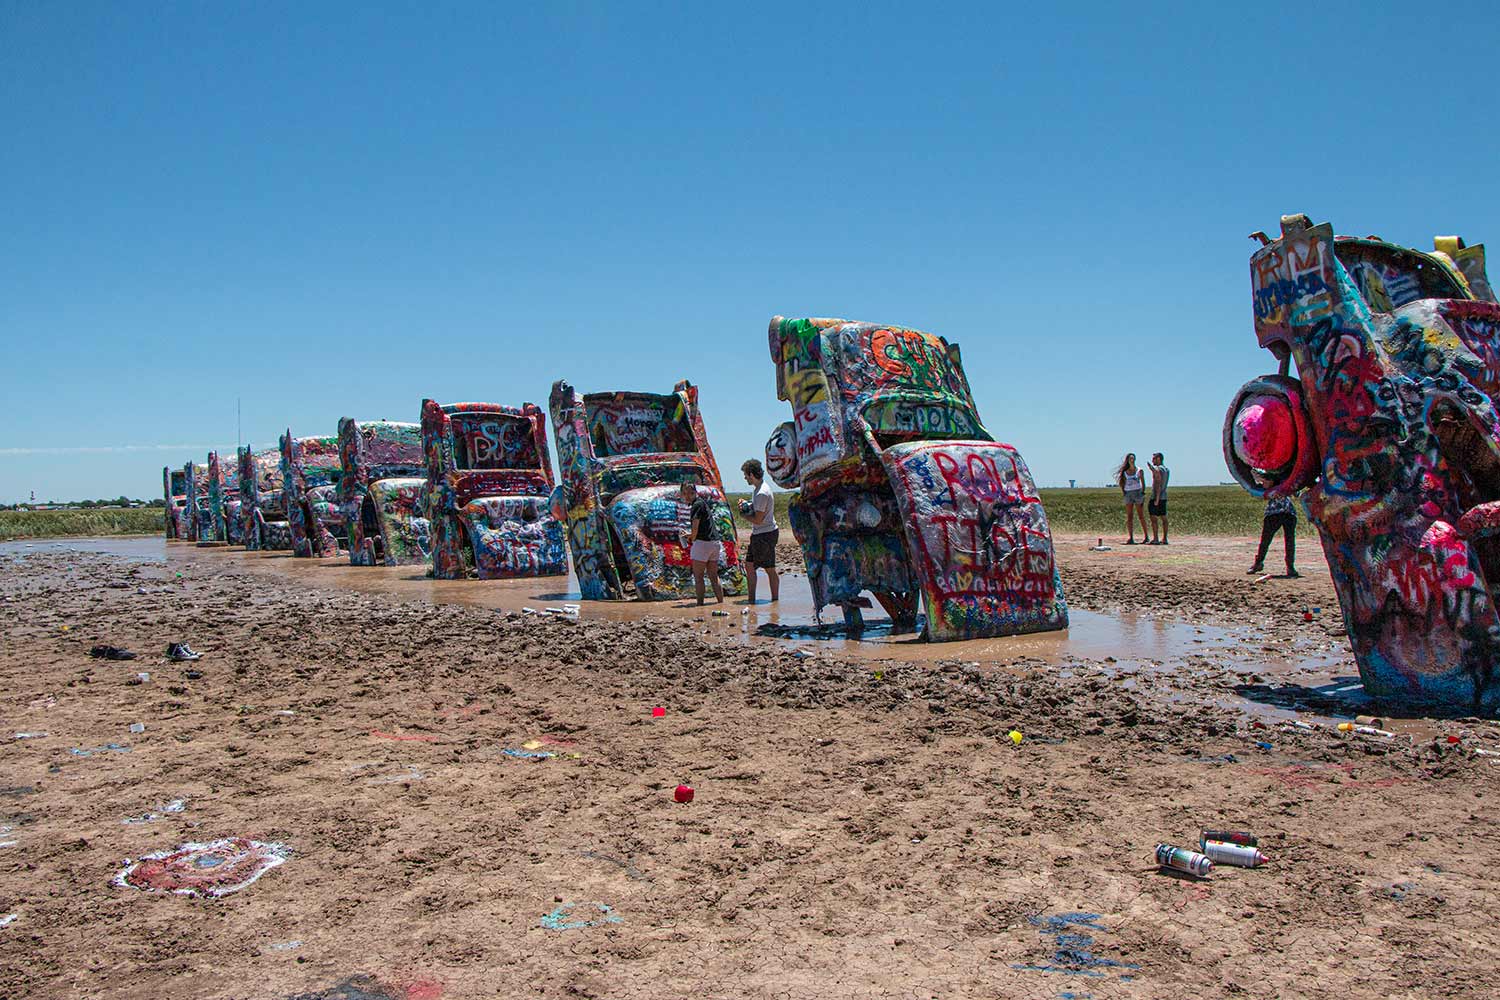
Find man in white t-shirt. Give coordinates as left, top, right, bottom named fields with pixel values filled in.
left=739, top=459, right=780, bottom=603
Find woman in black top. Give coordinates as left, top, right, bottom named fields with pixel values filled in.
left=678, top=481, right=725, bottom=605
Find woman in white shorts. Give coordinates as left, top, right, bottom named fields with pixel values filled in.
left=679, top=481, right=725, bottom=605
left=1115, top=452, right=1150, bottom=545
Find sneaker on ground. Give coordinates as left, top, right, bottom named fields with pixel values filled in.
left=166, top=643, right=202, bottom=662
left=90, top=645, right=137, bottom=660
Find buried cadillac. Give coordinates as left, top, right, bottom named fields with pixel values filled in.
left=337, top=418, right=430, bottom=566
left=183, top=461, right=212, bottom=544
left=237, top=446, right=291, bottom=550
left=278, top=432, right=346, bottom=558
left=548, top=379, right=745, bottom=601
left=163, top=466, right=188, bottom=540
left=1226, top=214, right=1500, bottom=712
left=421, top=400, right=566, bottom=579
left=764, top=316, right=1067, bottom=639
left=203, top=450, right=241, bottom=546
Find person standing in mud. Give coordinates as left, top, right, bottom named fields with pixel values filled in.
left=1249, top=494, right=1299, bottom=578
left=738, top=458, right=780, bottom=604
left=1147, top=452, right=1169, bottom=545
left=1115, top=453, right=1149, bottom=544
left=678, top=481, right=726, bottom=605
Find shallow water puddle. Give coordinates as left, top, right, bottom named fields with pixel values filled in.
left=0, top=536, right=166, bottom=563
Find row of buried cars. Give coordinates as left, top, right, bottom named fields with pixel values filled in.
left=161, top=319, right=1073, bottom=643
left=156, top=215, right=1500, bottom=709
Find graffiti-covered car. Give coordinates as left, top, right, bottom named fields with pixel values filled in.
left=421, top=400, right=566, bottom=579
left=548, top=379, right=745, bottom=600
left=278, top=432, right=346, bottom=558
left=202, top=450, right=242, bottom=546
left=764, top=316, right=1067, bottom=639
left=163, top=466, right=188, bottom=539
left=237, top=446, right=291, bottom=550
left=1225, top=214, right=1500, bottom=711
left=183, top=461, right=212, bottom=543
left=337, top=418, right=430, bottom=566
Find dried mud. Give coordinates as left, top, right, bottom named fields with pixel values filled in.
left=2, top=534, right=1498, bottom=999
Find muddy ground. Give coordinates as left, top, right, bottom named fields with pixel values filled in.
left=2, top=533, right=1498, bottom=999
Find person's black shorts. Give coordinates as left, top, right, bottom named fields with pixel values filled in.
left=747, top=529, right=778, bottom=568
left=1148, top=498, right=1168, bottom=517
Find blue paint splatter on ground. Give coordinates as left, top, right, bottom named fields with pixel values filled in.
left=502, top=749, right=554, bottom=760
left=69, top=743, right=131, bottom=757
left=541, top=902, right=622, bottom=930
left=1012, top=912, right=1141, bottom=978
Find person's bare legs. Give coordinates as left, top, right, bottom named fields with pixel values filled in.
left=1125, top=506, right=1136, bottom=543
left=1136, top=504, right=1151, bottom=541
left=692, top=561, right=706, bottom=605
left=1148, top=512, right=1161, bottom=544
left=746, top=559, right=758, bottom=603
left=766, top=566, right=780, bottom=601
left=708, top=560, right=725, bottom=603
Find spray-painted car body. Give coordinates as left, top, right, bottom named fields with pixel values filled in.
left=337, top=419, right=430, bottom=566
left=183, top=462, right=212, bottom=543
left=764, top=316, right=1067, bottom=639
left=201, top=450, right=242, bottom=545
left=421, top=400, right=566, bottom=579
left=163, top=467, right=188, bottom=539
left=237, top=446, right=291, bottom=550
left=1225, top=214, right=1500, bottom=711
left=278, top=432, right=346, bottom=558
left=549, top=380, right=745, bottom=600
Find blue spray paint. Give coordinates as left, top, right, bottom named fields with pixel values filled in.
left=1011, top=912, right=1141, bottom=978
left=541, top=901, right=622, bottom=930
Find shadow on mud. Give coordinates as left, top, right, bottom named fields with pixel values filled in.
left=1232, top=676, right=1489, bottom=721
left=755, top=618, right=924, bottom=643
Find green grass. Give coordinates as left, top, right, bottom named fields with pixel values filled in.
left=728, top=484, right=1308, bottom=537
left=0, top=508, right=164, bottom=541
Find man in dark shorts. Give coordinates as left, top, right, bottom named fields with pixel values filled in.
left=739, top=459, right=780, bottom=603
left=1147, top=452, right=1169, bottom=545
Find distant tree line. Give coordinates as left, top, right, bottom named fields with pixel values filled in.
left=0, top=497, right=163, bottom=511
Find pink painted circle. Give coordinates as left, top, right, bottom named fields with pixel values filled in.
left=1233, top=397, right=1295, bottom=471
left=115, top=838, right=289, bottom=898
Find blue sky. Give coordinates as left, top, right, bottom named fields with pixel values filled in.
left=4, top=3, right=1499, bottom=502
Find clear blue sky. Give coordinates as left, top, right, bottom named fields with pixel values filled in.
left=4, top=3, right=1499, bottom=502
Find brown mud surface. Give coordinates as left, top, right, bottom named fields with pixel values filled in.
left=2, top=534, right=1498, bottom=999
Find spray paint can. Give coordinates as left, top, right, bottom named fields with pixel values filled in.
left=1155, top=843, right=1213, bottom=877
left=1200, top=830, right=1257, bottom=848
left=1200, top=840, right=1268, bottom=868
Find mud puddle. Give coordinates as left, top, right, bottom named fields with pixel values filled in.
left=0, top=535, right=165, bottom=562
left=164, top=541, right=1276, bottom=667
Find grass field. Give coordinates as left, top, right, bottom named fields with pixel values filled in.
left=727, top=484, right=1309, bottom=537
left=5, top=487, right=1290, bottom=542
left=0, top=508, right=164, bottom=541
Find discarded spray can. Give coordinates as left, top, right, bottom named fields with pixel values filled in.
left=674, top=784, right=694, bottom=803
left=1338, top=722, right=1394, bottom=737
left=1200, top=840, right=1268, bottom=868
left=1155, top=843, right=1213, bottom=877
left=1200, top=830, right=1258, bottom=848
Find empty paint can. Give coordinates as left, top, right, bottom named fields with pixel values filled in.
left=1201, top=840, right=1268, bottom=868
left=1200, top=830, right=1257, bottom=848
left=674, top=784, right=694, bottom=804
left=1156, top=843, right=1213, bottom=877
